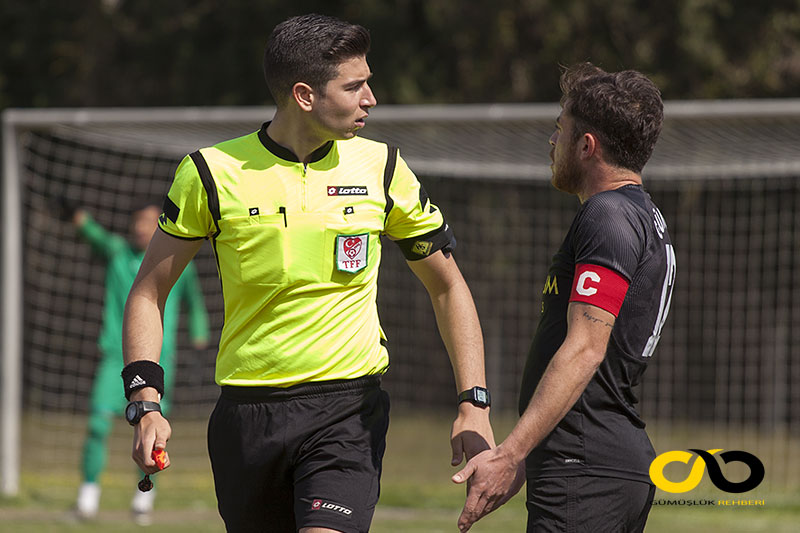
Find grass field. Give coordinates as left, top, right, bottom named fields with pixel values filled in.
left=1, top=412, right=798, bottom=532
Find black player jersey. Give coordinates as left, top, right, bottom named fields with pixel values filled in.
left=519, top=184, right=676, bottom=482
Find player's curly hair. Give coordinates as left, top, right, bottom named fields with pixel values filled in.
left=559, top=62, right=663, bottom=174
left=263, top=14, right=370, bottom=107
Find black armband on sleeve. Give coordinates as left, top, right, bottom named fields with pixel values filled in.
left=121, top=360, right=165, bottom=400
left=394, top=222, right=457, bottom=261
left=162, top=195, right=181, bottom=224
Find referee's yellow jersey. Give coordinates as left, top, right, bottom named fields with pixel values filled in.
left=159, top=123, right=454, bottom=387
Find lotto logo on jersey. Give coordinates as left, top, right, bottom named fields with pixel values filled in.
left=311, top=499, right=353, bottom=515
left=328, top=186, right=368, bottom=196
left=336, top=233, right=368, bottom=273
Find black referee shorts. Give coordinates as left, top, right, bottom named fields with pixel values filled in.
left=526, top=475, right=655, bottom=533
left=207, top=375, right=390, bottom=533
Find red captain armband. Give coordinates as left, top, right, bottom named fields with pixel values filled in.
left=569, top=263, right=630, bottom=317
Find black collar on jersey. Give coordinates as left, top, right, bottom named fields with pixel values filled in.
left=257, top=122, right=334, bottom=163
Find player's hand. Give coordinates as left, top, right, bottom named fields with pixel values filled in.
left=71, top=208, right=87, bottom=227
left=52, top=195, right=81, bottom=222
left=192, top=337, right=209, bottom=350
left=451, top=444, right=526, bottom=532
left=132, top=411, right=172, bottom=474
left=451, top=402, right=495, bottom=467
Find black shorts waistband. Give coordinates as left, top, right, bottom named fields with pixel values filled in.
left=220, top=374, right=382, bottom=402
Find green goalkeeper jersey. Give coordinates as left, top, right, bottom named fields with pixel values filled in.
left=78, top=214, right=209, bottom=357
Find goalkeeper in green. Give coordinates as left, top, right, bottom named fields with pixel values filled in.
left=72, top=201, right=210, bottom=524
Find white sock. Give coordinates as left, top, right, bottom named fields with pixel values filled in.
left=76, top=481, right=101, bottom=517
left=131, top=486, right=156, bottom=514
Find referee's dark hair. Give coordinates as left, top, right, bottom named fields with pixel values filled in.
left=263, top=14, right=371, bottom=107
left=559, top=62, right=664, bottom=174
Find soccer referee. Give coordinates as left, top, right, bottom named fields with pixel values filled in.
left=121, top=14, right=493, bottom=533
left=453, top=63, right=675, bottom=533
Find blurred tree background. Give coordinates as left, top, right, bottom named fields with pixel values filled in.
left=1, top=0, right=799, bottom=108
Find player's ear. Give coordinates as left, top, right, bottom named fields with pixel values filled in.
left=292, top=82, right=314, bottom=111
left=579, top=132, right=598, bottom=160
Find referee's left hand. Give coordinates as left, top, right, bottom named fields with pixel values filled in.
left=452, top=444, right=526, bottom=532
left=451, top=402, right=495, bottom=466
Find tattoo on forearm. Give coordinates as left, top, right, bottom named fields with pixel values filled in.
left=582, top=311, right=614, bottom=328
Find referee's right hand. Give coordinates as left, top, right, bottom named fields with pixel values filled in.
left=132, top=410, right=172, bottom=474
left=130, top=391, right=172, bottom=475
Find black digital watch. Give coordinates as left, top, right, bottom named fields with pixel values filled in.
left=125, top=400, right=162, bottom=426
left=458, top=386, right=491, bottom=408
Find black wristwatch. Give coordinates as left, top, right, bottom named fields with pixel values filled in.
left=458, top=386, right=491, bottom=408
left=125, top=401, right=162, bottom=426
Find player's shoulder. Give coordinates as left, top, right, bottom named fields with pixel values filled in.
left=587, top=184, right=647, bottom=206
left=574, top=186, right=653, bottom=240
left=582, top=185, right=651, bottom=219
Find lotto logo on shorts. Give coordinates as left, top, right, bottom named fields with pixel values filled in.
left=311, top=499, right=353, bottom=515
left=328, top=186, right=368, bottom=196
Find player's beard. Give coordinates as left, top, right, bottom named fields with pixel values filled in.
left=551, top=142, right=583, bottom=195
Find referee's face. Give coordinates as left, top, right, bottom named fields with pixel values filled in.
left=310, top=55, right=377, bottom=140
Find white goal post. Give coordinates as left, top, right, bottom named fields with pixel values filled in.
left=4, top=100, right=800, bottom=497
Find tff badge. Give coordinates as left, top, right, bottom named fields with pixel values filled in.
left=336, top=233, right=368, bottom=273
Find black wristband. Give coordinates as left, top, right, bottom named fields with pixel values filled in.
left=121, top=360, right=165, bottom=401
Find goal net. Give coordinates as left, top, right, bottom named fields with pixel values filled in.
left=3, top=102, right=800, bottom=497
